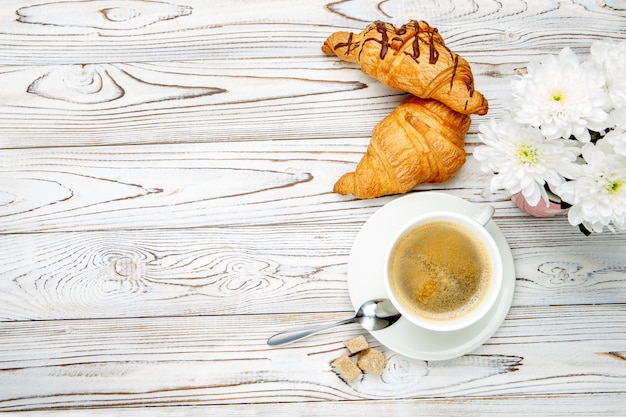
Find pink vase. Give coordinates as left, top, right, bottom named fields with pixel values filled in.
left=511, top=192, right=569, bottom=218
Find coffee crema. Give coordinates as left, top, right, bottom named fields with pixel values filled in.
left=388, top=220, right=491, bottom=322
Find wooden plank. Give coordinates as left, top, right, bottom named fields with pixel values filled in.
left=0, top=141, right=516, bottom=232
left=0, top=0, right=623, bottom=62
left=0, top=309, right=624, bottom=411
left=0, top=60, right=491, bottom=148
left=3, top=142, right=619, bottom=234
left=0, top=225, right=624, bottom=320
left=3, top=395, right=625, bottom=417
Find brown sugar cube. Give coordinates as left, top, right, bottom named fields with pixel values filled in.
left=343, top=335, right=369, bottom=354
left=332, top=354, right=362, bottom=381
left=357, top=348, right=386, bottom=375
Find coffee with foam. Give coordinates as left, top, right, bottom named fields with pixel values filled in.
left=388, top=220, right=491, bottom=322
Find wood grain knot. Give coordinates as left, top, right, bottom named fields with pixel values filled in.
left=382, top=354, right=429, bottom=385
left=28, top=65, right=123, bottom=104
left=27, top=64, right=225, bottom=106
left=101, top=7, right=140, bottom=22
left=218, top=257, right=277, bottom=294
left=538, top=262, right=587, bottom=287
left=502, top=30, right=520, bottom=41
left=112, top=256, right=139, bottom=278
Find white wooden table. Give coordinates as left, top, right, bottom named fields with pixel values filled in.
left=1, top=0, right=625, bottom=415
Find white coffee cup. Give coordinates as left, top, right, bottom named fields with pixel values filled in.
left=383, top=205, right=502, bottom=332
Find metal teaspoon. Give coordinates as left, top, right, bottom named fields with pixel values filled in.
left=267, top=298, right=401, bottom=346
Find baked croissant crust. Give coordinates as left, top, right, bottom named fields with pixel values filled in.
left=322, top=20, right=488, bottom=115
left=333, top=96, right=470, bottom=198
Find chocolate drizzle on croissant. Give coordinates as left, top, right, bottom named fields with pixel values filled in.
left=322, top=20, right=488, bottom=115
left=364, top=21, right=440, bottom=64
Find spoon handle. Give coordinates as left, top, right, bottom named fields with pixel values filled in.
left=267, top=317, right=356, bottom=346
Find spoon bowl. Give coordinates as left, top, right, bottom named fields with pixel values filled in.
left=267, top=298, right=401, bottom=346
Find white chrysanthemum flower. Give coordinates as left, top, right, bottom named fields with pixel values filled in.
left=611, top=106, right=626, bottom=129
left=591, top=39, right=626, bottom=111
left=475, top=117, right=582, bottom=206
left=511, top=47, right=611, bottom=142
left=556, top=140, right=626, bottom=233
left=605, top=128, right=626, bottom=157
left=605, top=107, right=626, bottom=156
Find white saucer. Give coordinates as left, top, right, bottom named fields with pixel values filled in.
left=347, top=192, right=515, bottom=361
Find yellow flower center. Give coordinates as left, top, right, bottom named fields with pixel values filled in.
left=609, top=180, right=622, bottom=194
left=517, top=144, right=539, bottom=165
left=551, top=92, right=564, bottom=102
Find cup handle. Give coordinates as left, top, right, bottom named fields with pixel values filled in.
left=473, top=205, right=495, bottom=227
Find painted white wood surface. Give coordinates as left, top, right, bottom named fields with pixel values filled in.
left=1, top=0, right=625, bottom=414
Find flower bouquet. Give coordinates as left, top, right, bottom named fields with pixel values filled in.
left=475, top=39, right=626, bottom=234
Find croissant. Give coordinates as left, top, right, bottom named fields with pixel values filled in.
left=322, top=20, right=488, bottom=115
left=334, top=96, right=470, bottom=198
